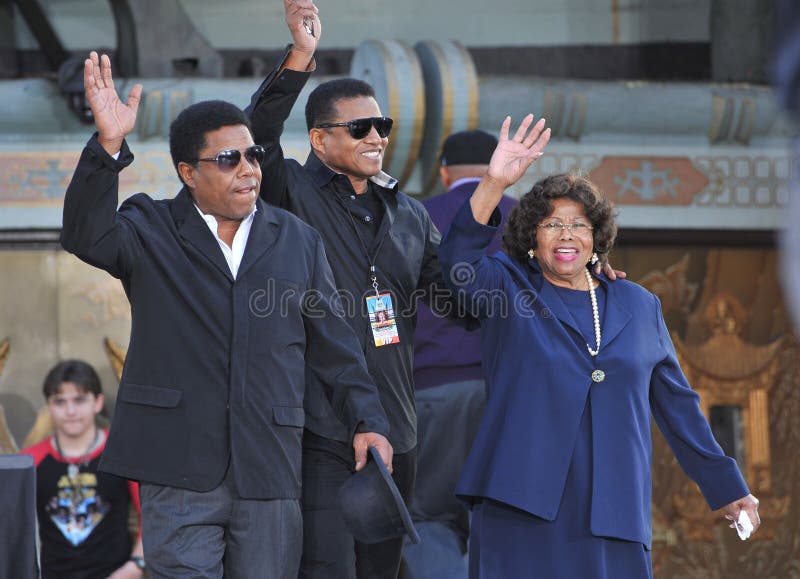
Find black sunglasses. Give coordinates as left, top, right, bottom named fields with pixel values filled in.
left=192, top=145, right=266, bottom=171
left=315, top=117, right=394, bottom=139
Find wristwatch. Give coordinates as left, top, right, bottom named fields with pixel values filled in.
left=130, top=556, right=146, bottom=571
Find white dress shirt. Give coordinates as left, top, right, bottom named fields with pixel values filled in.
left=195, top=204, right=257, bottom=279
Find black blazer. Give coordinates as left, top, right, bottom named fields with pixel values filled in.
left=61, top=136, right=389, bottom=498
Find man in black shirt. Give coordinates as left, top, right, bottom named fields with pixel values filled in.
left=246, top=2, right=454, bottom=577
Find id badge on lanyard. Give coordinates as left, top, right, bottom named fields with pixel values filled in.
left=341, top=195, right=400, bottom=347
left=367, top=292, right=400, bottom=347
left=366, top=265, right=400, bottom=347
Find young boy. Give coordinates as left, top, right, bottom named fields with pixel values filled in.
left=22, top=360, right=144, bottom=579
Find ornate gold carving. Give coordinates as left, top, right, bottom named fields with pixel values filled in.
left=103, top=337, right=127, bottom=381
left=0, top=406, right=18, bottom=454
left=639, top=254, right=698, bottom=317
left=0, top=337, right=9, bottom=378
left=671, top=293, right=790, bottom=540
left=680, top=294, right=782, bottom=382
left=0, top=338, right=18, bottom=453
left=74, top=278, right=131, bottom=326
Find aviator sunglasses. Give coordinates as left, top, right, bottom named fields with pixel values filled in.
left=315, top=117, right=394, bottom=139
left=192, top=145, right=266, bottom=171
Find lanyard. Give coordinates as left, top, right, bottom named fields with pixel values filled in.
left=336, top=189, right=389, bottom=298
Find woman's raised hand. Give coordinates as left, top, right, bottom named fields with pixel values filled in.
left=486, top=115, right=551, bottom=188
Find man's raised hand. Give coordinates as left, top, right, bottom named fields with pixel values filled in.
left=284, top=0, right=321, bottom=57
left=84, top=51, right=142, bottom=156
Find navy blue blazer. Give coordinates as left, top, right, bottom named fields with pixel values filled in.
left=439, top=201, right=749, bottom=548
left=61, top=136, right=388, bottom=498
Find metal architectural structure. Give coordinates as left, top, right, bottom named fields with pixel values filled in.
left=0, top=0, right=789, bottom=233
left=0, top=43, right=791, bottom=229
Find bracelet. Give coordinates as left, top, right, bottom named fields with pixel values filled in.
left=130, top=556, right=146, bottom=570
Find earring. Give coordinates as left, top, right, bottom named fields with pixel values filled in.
left=590, top=252, right=599, bottom=265
left=528, top=249, right=536, bottom=259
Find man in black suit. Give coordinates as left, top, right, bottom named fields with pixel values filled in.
left=60, top=50, right=392, bottom=579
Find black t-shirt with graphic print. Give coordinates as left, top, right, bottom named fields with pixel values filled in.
left=23, top=434, right=138, bottom=579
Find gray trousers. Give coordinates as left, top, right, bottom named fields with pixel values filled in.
left=139, top=466, right=302, bottom=579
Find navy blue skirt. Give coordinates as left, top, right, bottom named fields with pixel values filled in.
left=468, top=398, right=653, bottom=579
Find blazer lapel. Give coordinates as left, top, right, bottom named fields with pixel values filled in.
left=519, top=256, right=584, bottom=337
left=237, top=200, right=280, bottom=279
left=598, top=278, right=632, bottom=349
left=516, top=256, right=627, bottom=350
left=537, top=278, right=584, bottom=338
left=172, top=188, right=234, bottom=282
left=540, top=272, right=634, bottom=351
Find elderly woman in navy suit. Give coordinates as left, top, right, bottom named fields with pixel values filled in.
left=439, top=115, right=760, bottom=578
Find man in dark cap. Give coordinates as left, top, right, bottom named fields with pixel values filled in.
left=402, top=130, right=518, bottom=578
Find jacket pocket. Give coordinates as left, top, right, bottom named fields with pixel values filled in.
left=273, top=406, right=305, bottom=427
left=118, top=383, right=182, bottom=408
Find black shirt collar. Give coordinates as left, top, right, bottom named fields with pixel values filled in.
left=303, top=150, right=399, bottom=194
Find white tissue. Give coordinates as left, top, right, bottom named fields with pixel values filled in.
left=735, top=510, right=753, bottom=541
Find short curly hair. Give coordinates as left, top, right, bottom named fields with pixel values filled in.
left=305, top=78, right=376, bottom=132
left=502, top=173, right=617, bottom=262
left=169, top=100, right=253, bottom=184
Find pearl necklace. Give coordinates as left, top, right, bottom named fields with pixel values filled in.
left=585, top=268, right=601, bottom=356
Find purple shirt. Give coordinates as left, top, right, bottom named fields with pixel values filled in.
left=413, top=179, right=518, bottom=390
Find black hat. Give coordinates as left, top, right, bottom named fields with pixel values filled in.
left=440, top=130, right=498, bottom=166
left=338, top=446, right=420, bottom=544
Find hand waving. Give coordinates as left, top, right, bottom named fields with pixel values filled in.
left=84, top=51, right=142, bottom=155
left=487, top=115, right=550, bottom=188
left=284, top=0, right=321, bottom=56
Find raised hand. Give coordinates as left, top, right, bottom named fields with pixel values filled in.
left=83, top=51, right=142, bottom=155
left=284, top=0, right=321, bottom=57
left=487, top=115, right=550, bottom=188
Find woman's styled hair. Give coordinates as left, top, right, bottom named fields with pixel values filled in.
left=502, top=173, right=617, bottom=262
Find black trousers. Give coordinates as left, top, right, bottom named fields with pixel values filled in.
left=300, top=429, right=417, bottom=579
